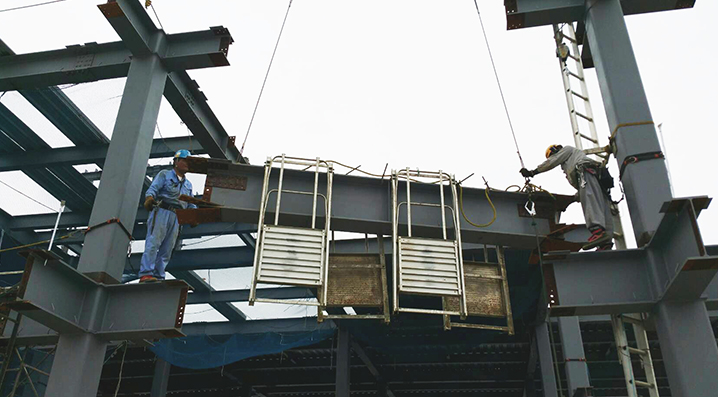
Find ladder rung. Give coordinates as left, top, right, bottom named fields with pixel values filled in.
left=634, top=380, right=655, bottom=389
left=574, top=112, right=593, bottom=122
left=621, top=314, right=644, bottom=325
left=568, top=71, right=584, bottom=81
left=578, top=133, right=598, bottom=143
left=627, top=346, right=649, bottom=356
left=568, top=54, right=580, bottom=62
left=563, top=34, right=577, bottom=43
left=570, top=90, right=588, bottom=101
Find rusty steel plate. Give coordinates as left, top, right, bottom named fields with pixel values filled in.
left=444, top=261, right=506, bottom=317
left=326, top=254, right=384, bottom=308
left=206, top=169, right=247, bottom=191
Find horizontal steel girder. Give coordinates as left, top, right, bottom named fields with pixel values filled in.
left=188, top=159, right=574, bottom=249
left=0, top=30, right=230, bottom=90
left=186, top=287, right=314, bottom=304
left=545, top=197, right=717, bottom=316
left=0, top=137, right=203, bottom=172
left=165, top=72, right=244, bottom=163
left=171, top=270, right=246, bottom=322
left=505, top=0, right=695, bottom=30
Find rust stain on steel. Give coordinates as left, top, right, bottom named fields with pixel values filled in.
left=97, top=2, right=124, bottom=18
left=185, top=157, right=209, bottom=174
left=206, top=169, right=247, bottom=191
left=326, top=254, right=384, bottom=308
left=175, top=208, right=221, bottom=225
left=175, top=287, right=188, bottom=329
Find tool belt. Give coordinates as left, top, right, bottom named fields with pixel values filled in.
left=581, top=164, right=614, bottom=196
left=157, top=201, right=182, bottom=212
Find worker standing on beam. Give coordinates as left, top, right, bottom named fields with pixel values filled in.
left=139, top=149, right=197, bottom=283
left=520, top=144, right=614, bottom=251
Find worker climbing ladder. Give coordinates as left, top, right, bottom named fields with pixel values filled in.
left=553, top=23, right=605, bottom=159
left=610, top=314, right=660, bottom=397
left=553, top=22, right=627, bottom=250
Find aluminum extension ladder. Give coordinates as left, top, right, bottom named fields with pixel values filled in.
left=611, top=314, right=660, bottom=397
left=391, top=168, right=467, bottom=318
left=553, top=23, right=605, bottom=161
left=553, top=23, right=626, bottom=250
left=249, top=154, right=334, bottom=308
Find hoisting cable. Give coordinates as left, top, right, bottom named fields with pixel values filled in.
left=458, top=177, right=496, bottom=228
left=472, top=0, right=526, bottom=171
left=527, top=192, right=566, bottom=397
left=240, top=0, right=294, bottom=156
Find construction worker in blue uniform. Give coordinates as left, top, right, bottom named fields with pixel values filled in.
left=520, top=144, right=614, bottom=250
left=139, top=149, right=197, bottom=283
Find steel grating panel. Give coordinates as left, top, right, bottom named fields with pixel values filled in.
left=444, top=262, right=506, bottom=317
left=257, top=225, right=325, bottom=287
left=326, top=254, right=384, bottom=307
left=399, top=237, right=460, bottom=297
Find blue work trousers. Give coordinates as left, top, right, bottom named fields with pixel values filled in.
left=139, top=208, right=180, bottom=279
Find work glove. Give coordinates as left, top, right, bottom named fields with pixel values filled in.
left=143, top=196, right=156, bottom=212
left=520, top=168, right=535, bottom=178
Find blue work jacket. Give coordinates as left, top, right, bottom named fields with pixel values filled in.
left=145, top=169, right=197, bottom=209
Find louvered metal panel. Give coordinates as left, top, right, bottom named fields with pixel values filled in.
left=257, top=225, right=325, bottom=287
left=398, top=237, right=461, bottom=297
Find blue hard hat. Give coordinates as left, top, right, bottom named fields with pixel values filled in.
left=174, top=149, right=191, bottom=159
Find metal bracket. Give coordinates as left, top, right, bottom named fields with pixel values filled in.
left=10, top=250, right=188, bottom=340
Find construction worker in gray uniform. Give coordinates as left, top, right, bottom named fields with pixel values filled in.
left=520, top=144, right=614, bottom=250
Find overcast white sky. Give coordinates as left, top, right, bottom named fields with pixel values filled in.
left=0, top=1, right=716, bottom=319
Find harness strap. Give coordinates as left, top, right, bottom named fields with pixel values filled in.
left=619, top=151, right=664, bottom=180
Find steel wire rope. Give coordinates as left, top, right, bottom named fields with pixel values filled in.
left=0, top=0, right=67, bottom=13
left=113, top=341, right=128, bottom=397
left=0, top=179, right=58, bottom=213
left=240, top=0, right=294, bottom=156
left=472, top=0, right=526, bottom=170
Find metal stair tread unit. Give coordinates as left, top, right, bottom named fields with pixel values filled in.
left=250, top=154, right=334, bottom=308
left=392, top=168, right=468, bottom=318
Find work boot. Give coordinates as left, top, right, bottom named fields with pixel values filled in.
left=139, top=275, right=158, bottom=283
left=596, top=242, right=614, bottom=251
left=582, top=227, right=612, bottom=250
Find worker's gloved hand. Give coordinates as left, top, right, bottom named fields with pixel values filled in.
left=520, top=168, right=535, bottom=178
left=143, top=196, right=156, bottom=212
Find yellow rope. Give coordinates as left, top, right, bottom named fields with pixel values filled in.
left=610, top=121, right=654, bottom=140
left=0, top=230, right=82, bottom=254
left=458, top=184, right=496, bottom=228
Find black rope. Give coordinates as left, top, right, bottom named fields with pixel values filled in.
left=240, top=0, right=294, bottom=156
left=472, top=0, right=525, bottom=170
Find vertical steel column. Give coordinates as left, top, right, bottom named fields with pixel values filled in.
left=557, top=317, right=590, bottom=395
left=585, top=2, right=718, bottom=396
left=535, top=322, right=559, bottom=397
left=335, top=327, right=351, bottom=397
left=45, top=54, right=168, bottom=397
left=43, top=334, right=107, bottom=397
left=583, top=0, right=671, bottom=245
left=151, top=358, right=171, bottom=397
left=76, top=54, right=169, bottom=282
left=653, top=301, right=718, bottom=396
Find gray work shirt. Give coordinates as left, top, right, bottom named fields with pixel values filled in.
left=535, top=146, right=600, bottom=189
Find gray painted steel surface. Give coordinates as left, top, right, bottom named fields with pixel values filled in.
left=558, top=317, right=591, bottom=395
